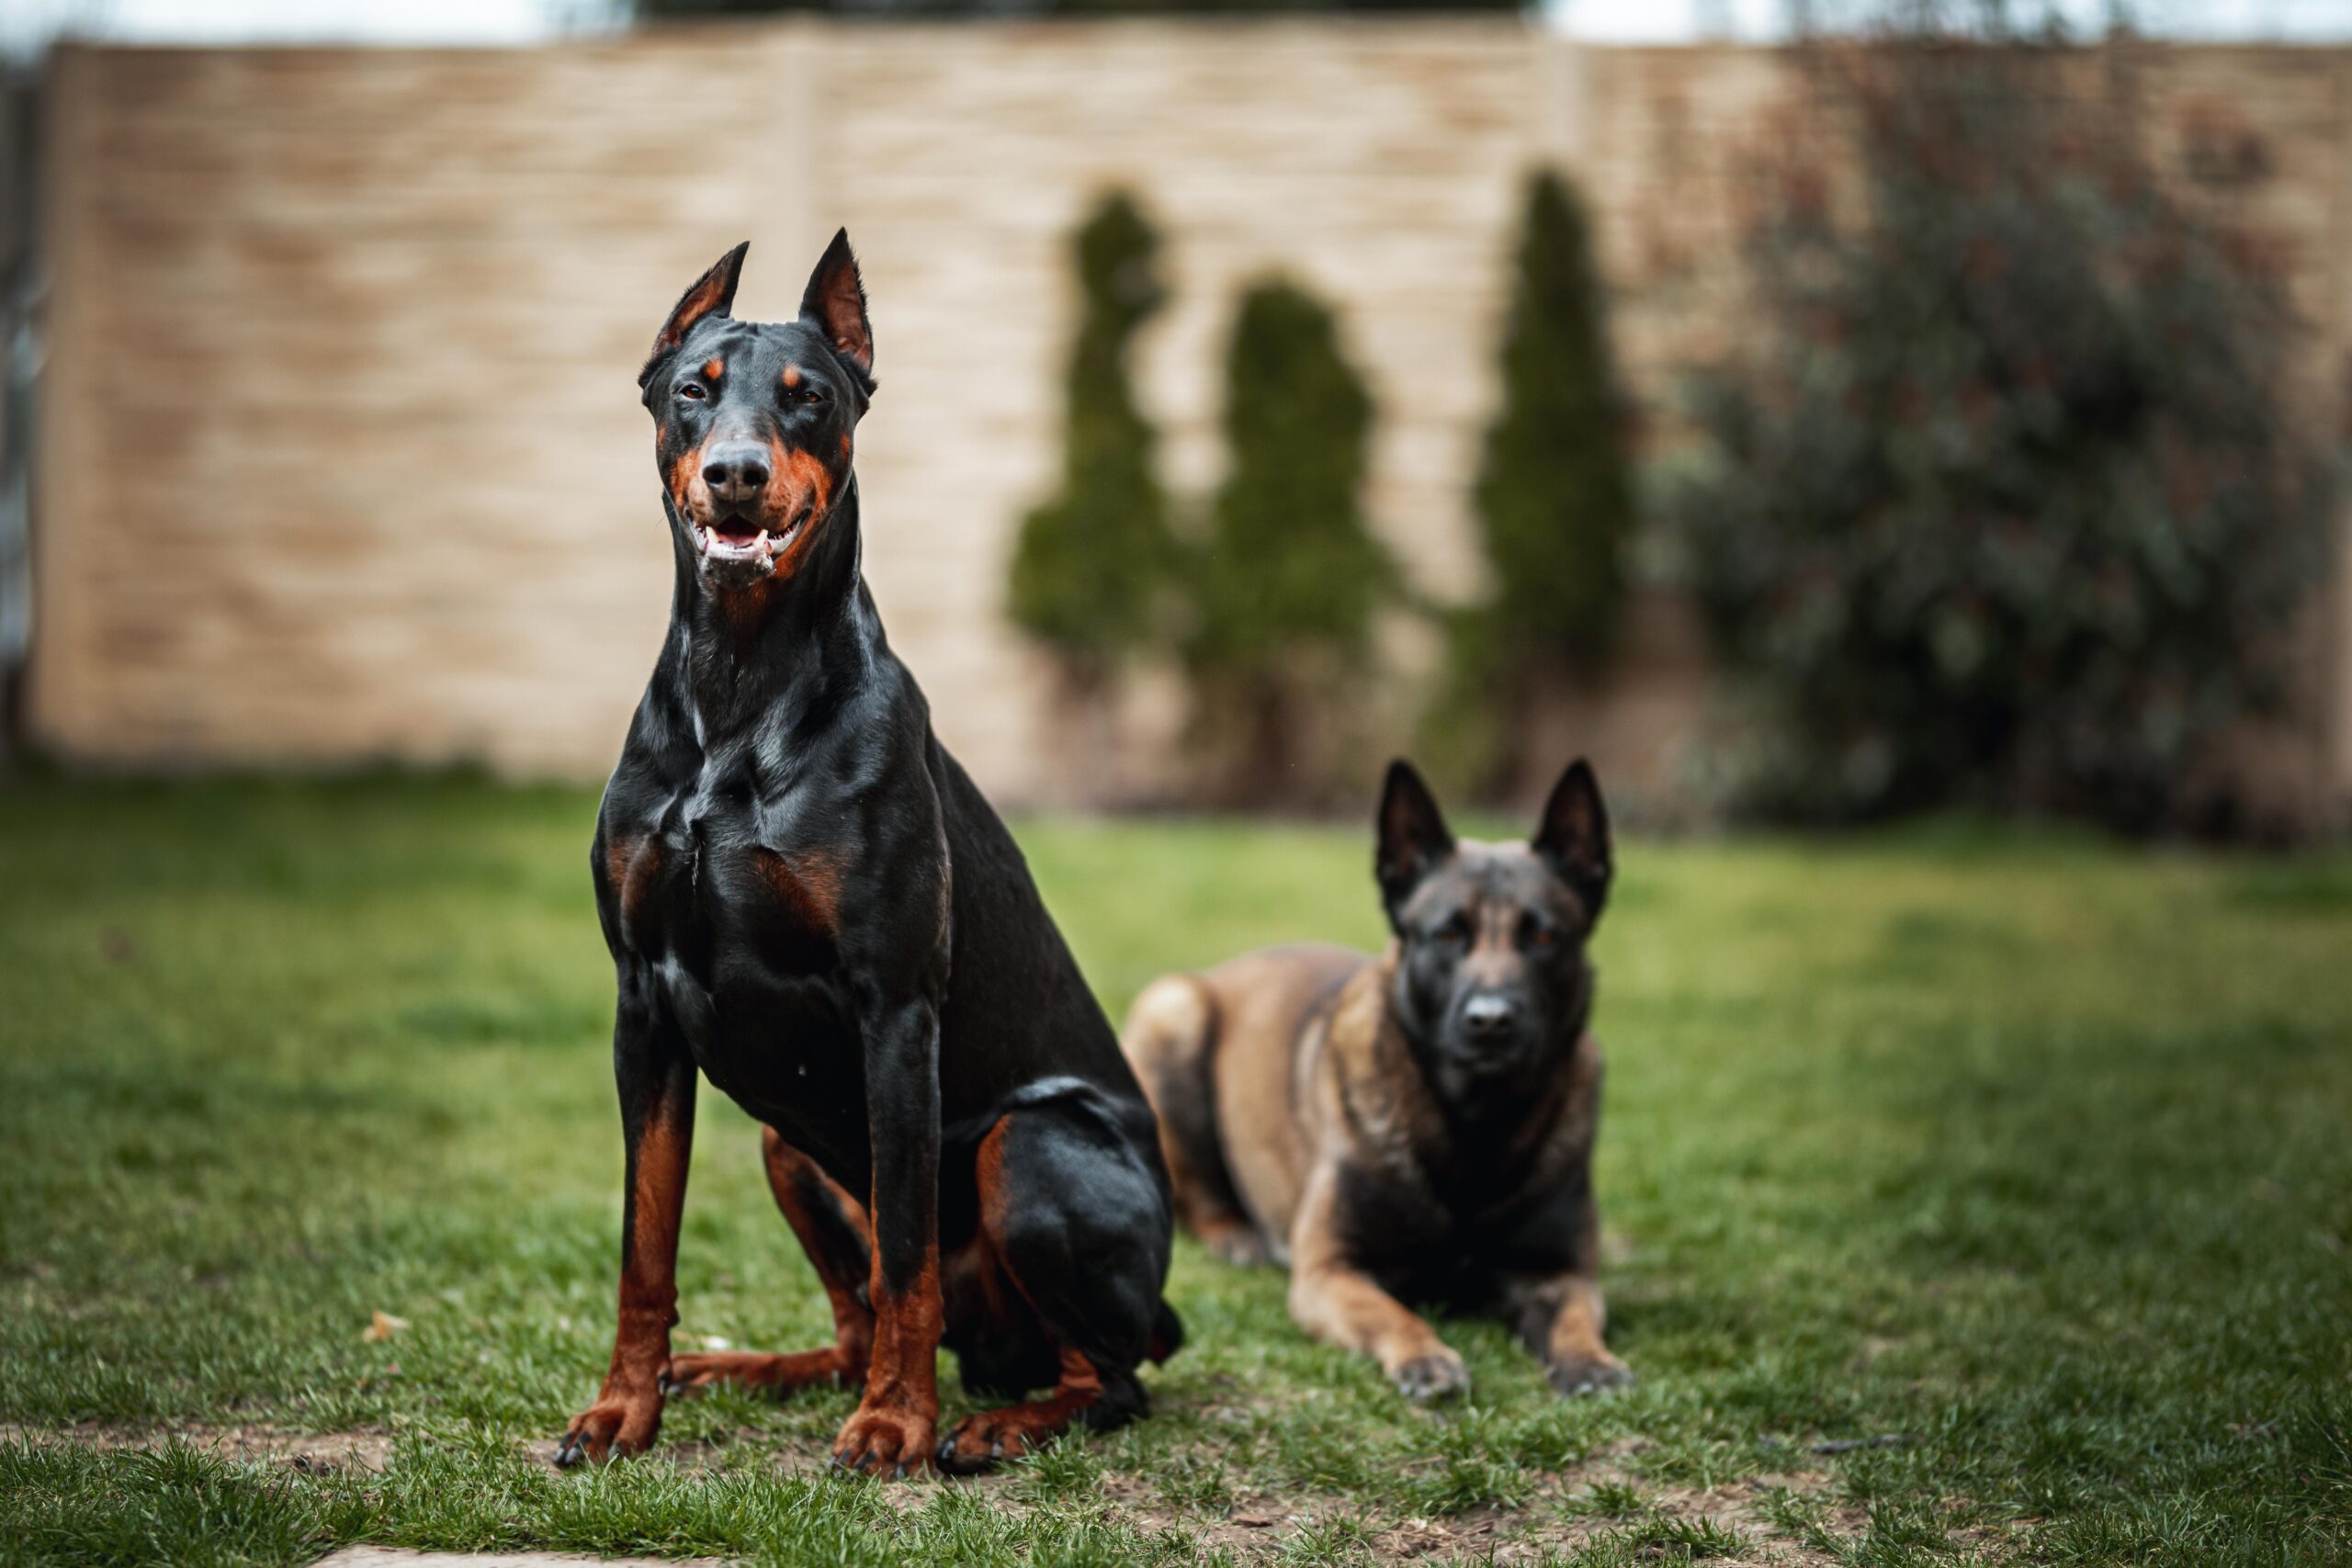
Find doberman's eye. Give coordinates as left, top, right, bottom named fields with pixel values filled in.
left=1434, top=913, right=1472, bottom=946
left=677, top=383, right=707, bottom=402
left=1526, top=920, right=1558, bottom=952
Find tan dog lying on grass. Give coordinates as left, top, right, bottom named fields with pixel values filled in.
left=1121, top=759, right=1631, bottom=1400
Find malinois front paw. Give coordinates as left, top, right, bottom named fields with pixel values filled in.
left=1391, top=1347, right=1471, bottom=1402
left=1548, top=1351, right=1634, bottom=1397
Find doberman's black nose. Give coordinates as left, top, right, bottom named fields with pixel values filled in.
left=702, top=440, right=770, bottom=502
left=1461, top=993, right=1520, bottom=1040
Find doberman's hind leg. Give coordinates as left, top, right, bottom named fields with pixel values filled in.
left=662, top=1126, right=876, bottom=1398
left=1120, top=976, right=1269, bottom=1265
left=934, top=1104, right=1171, bottom=1474
left=936, top=1347, right=1145, bottom=1474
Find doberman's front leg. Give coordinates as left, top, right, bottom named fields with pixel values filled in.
left=831, top=997, right=943, bottom=1477
left=557, top=991, right=696, bottom=1466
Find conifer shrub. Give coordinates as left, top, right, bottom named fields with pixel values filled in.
left=1008, top=192, right=1177, bottom=685
left=1186, top=278, right=1392, bottom=804
left=1476, top=171, right=1636, bottom=666
left=1428, top=169, right=1636, bottom=797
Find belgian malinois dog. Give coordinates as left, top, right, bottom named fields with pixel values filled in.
left=1120, top=758, right=1628, bottom=1400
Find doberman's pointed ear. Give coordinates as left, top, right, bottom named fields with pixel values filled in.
left=1375, top=759, right=1455, bottom=923
left=1532, top=759, right=1611, bottom=919
left=641, top=242, right=748, bottom=389
left=799, top=227, right=875, bottom=380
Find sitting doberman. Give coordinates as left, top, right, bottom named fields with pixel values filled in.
left=556, top=234, right=1181, bottom=1478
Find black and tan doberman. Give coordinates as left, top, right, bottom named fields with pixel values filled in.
left=557, top=235, right=1180, bottom=1478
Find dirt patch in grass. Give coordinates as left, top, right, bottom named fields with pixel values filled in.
left=500, top=1417, right=1876, bottom=1563
left=1087, top=1470, right=1859, bottom=1563
left=923, top=1442, right=1869, bottom=1565
left=12, top=1418, right=1962, bottom=1562
left=3, top=1421, right=396, bottom=1475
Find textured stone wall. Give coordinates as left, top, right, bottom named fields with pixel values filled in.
left=28, top=27, right=2352, bottom=819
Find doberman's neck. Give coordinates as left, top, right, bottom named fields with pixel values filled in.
left=662, top=479, right=875, bottom=744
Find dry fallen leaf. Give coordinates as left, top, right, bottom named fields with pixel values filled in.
left=363, top=1311, right=410, bottom=1342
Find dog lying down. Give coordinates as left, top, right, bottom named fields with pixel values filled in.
left=1122, top=758, right=1631, bottom=1401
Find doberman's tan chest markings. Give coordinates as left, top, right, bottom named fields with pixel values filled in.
left=605, top=821, right=843, bottom=953
left=752, top=845, right=843, bottom=937
left=606, top=835, right=663, bottom=934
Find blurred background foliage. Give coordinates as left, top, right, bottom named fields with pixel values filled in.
left=1183, top=278, right=1393, bottom=807
left=1666, top=23, right=2337, bottom=833
left=632, top=0, right=1516, bottom=14
left=999, top=12, right=2338, bottom=834
left=1007, top=192, right=1178, bottom=691
left=1010, top=208, right=1395, bottom=807
left=1423, top=170, right=1636, bottom=802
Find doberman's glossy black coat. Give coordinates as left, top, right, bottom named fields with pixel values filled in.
left=555, top=234, right=1179, bottom=1478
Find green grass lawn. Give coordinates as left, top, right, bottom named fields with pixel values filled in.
left=2, top=776, right=2348, bottom=1566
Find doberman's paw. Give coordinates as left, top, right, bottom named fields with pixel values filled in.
left=933, top=1409, right=1051, bottom=1476
left=553, top=1389, right=663, bottom=1468
left=1391, top=1347, right=1471, bottom=1403
left=1548, top=1351, right=1634, bottom=1398
left=831, top=1401, right=936, bottom=1479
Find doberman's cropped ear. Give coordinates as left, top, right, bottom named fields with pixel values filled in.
left=799, top=227, right=875, bottom=382
left=1375, top=759, right=1456, bottom=922
left=641, top=242, right=749, bottom=389
left=1532, top=759, right=1611, bottom=920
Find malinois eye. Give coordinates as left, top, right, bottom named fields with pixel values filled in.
left=1437, top=913, right=1472, bottom=945
left=1526, top=920, right=1557, bottom=951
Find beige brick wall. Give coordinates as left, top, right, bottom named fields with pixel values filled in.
left=28, top=27, right=2352, bottom=819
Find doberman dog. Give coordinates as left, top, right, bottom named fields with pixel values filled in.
left=556, top=234, right=1180, bottom=1478
left=1121, top=759, right=1630, bottom=1402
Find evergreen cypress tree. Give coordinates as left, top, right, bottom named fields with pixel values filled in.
left=1188, top=278, right=1391, bottom=801
left=1426, top=170, right=1633, bottom=797
left=1008, top=193, right=1176, bottom=684
left=1475, top=170, right=1634, bottom=667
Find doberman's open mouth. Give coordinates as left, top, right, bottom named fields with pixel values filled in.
left=691, top=501, right=817, bottom=571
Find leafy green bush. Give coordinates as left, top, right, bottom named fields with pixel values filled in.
left=1008, top=192, right=1178, bottom=684
left=1187, top=278, right=1392, bottom=803
left=1427, top=169, right=1635, bottom=798
left=1668, top=36, right=2335, bottom=832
